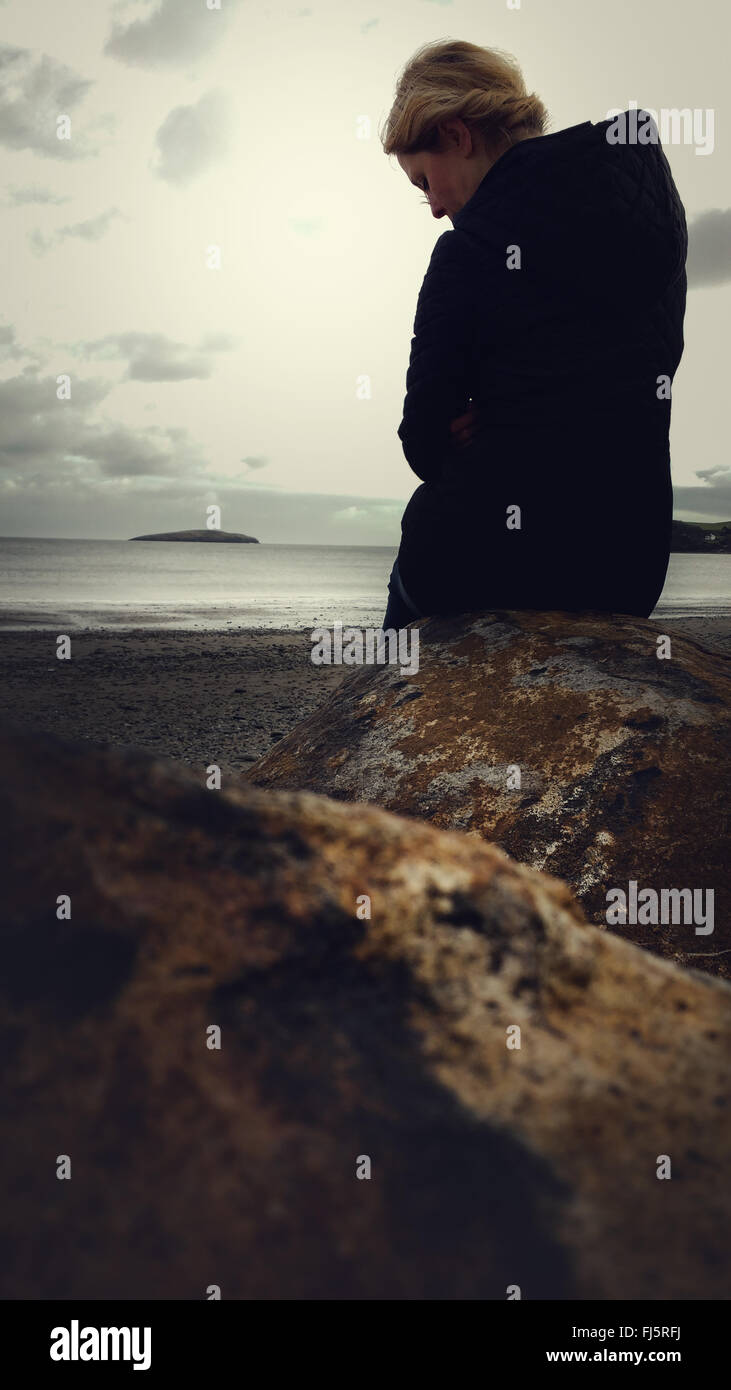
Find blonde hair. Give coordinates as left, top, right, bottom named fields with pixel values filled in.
left=380, top=39, right=549, bottom=159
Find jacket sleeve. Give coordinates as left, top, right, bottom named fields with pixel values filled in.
left=397, top=229, right=478, bottom=483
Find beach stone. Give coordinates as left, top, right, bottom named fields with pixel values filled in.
left=247, top=610, right=731, bottom=980
left=1, top=719, right=730, bottom=1300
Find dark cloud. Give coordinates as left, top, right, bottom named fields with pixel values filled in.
left=0, top=367, right=207, bottom=482
left=75, top=331, right=236, bottom=382
left=687, top=209, right=731, bottom=288
left=241, top=457, right=268, bottom=470
left=82, top=423, right=203, bottom=477
left=674, top=470, right=731, bottom=520
left=0, top=43, right=96, bottom=158
left=0, top=323, right=23, bottom=360
left=695, top=466, right=728, bottom=481
left=152, top=88, right=233, bottom=185
left=0, top=371, right=110, bottom=465
left=104, top=0, right=240, bottom=69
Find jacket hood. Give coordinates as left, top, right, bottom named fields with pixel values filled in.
left=451, top=110, right=688, bottom=309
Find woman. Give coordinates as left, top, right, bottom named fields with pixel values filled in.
left=380, top=41, right=688, bottom=630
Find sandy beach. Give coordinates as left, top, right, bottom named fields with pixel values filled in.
left=0, top=627, right=347, bottom=776
left=0, top=614, right=728, bottom=776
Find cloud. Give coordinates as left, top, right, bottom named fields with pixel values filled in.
left=198, top=332, right=238, bottom=352
left=0, top=357, right=402, bottom=545
left=687, top=209, right=731, bottom=288
left=29, top=207, right=126, bottom=256
left=104, top=0, right=240, bottom=69
left=0, top=322, right=24, bottom=360
left=0, top=371, right=111, bottom=465
left=3, top=184, right=70, bottom=206
left=695, top=465, right=728, bottom=480
left=0, top=43, right=97, bottom=158
left=332, top=502, right=403, bottom=523
left=674, top=469, right=731, bottom=520
left=0, top=366, right=208, bottom=483
left=74, top=330, right=236, bottom=382
left=79, top=423, right=203, bottom=477
left=0, top=355, right=400, bottom=544
left=152, top=89, right=233, bottom=186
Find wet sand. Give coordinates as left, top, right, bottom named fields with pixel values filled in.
left=0, top=615, right=728, bottom=777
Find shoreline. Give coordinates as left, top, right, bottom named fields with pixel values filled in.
left=0, top=615, right=728, bottom=777
left=0, top=608, right=730, bottom=631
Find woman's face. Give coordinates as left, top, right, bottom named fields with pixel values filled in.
left=397, top=120, right=494, bottom=223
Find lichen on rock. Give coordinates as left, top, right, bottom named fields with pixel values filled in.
left=248, top=609, right=731, bottom=979
left=1, top=719, right=730, bottom=1299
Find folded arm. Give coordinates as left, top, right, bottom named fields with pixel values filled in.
left=397, top=229, right=479, bottom=483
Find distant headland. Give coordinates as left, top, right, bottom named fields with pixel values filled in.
left=129, top=529, right=259, bottom=544
left=671, top=520, right=731, bottom=553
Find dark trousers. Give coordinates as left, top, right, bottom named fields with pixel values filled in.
left=382, top=556, right=422, bottom=630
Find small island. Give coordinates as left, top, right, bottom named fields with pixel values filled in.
left=129, top=529, right=259, bottom=544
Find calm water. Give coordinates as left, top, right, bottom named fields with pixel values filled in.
left=0, top=537, right=729, bottom=630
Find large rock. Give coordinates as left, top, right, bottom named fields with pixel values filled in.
left=1, top=720, right=729, bottom=1300
left=247, top=610, right=731, bottom=979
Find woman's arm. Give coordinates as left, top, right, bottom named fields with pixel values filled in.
left=397, top=229, right=479, bottom=482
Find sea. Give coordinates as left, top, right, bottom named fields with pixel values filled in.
left=0, top=537, right=729, bottom=631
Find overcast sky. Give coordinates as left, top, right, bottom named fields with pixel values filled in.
left=1, top=0, right=729, bottom=544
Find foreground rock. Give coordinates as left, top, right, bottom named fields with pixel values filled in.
left=1, top=721, right=729, bottom=1300
left=247, top=610, right=731, bottom=980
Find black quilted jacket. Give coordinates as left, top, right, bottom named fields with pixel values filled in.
left=395, top=110, right=688, bottom=618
